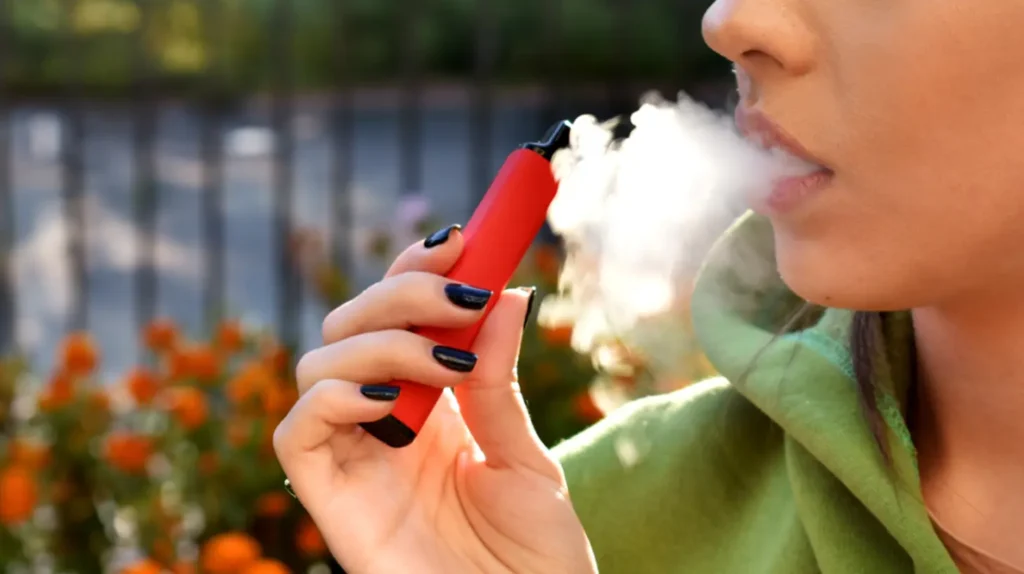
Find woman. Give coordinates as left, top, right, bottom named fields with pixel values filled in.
left=273, top=0, right=1024, bottom=572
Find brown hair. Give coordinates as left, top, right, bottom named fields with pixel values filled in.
left=850, top=311, right=892, bottom=463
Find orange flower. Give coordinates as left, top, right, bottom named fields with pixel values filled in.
left=227, top=418, right=254, bottom=447
left=255, top=491, right=290, bottom=517
left=261, top=384, right=297, bottom=416
left=198, top=452, right=219, bottom=476
left=261, top=344, right=290, bottom=376
left=8, top=439, right=50, bottom=469
left=227, top=362, right=274, bottom=405
left=200, top=532, right=261, bottom=574
left=573, top=392, right=605, bottom=423
left=120, top=559, right=163, bottom=574
left=104, top=432, right=154, bottom=475
left=169, top=345, right=221, bottom=383
left=162, top=387, right=208, bottom=431
left=38, top=371, right=75, bottom=412
left=88, top=388, right=111, bottom=413
left=216, top=320, right=245, bottom=353
left=296, top=516, right=327, bottom=557
left=60, top=331, right=99, bottom=376
left=241, top=559, right=290, bottom=574
left=0, top=466, right=38, bottom=524
left=126, top=368, right=161, bottom=406
left=172, top=562, right=196, bottom=574
left=145, top=318, right=179, bottom=353
left=539, top=325, right=574, bottom=346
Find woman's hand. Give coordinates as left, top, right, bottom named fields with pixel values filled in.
left=273, top=225, right=597, bottom=574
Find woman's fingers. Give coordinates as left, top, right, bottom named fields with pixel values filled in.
left=297, top=329, right=477, bottom=395
left=384, top=224, right=464, bottom=280
left=321, top=271, right=489, bottom=345
left=272, top=379, right=398, bottom=498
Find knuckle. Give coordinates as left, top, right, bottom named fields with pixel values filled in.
left=370, top=330, right=406, bottom=374
left=393, top=272, right=463, bottom=320
left=321, top=306, right=343, bottom=342
left=388, top=272, right=426, bottom=308
left=294, top=350, right=318, bottom=389
left=271, top=420, right=291, bottom=462
left=321, top=290, right=368, bottom=342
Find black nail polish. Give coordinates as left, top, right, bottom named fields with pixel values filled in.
left=445, top=284, right=492, bottom=310
left=360, top=385, right=401, bottom=401
left=432, top=346, right=478, bottom=373
left=423, top=224, right=462, bottom=248
left=522, top=287, right=537, bottom=328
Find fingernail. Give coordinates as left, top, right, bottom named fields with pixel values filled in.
left=521, top=286, right=537, bottom=328
left=432, top=346, right=478, bottom=373
left=424, top=224, right=462, bottom=248
left=445, top=283, right=492, bottom=310
left=360, top=385, right=401, bottom=401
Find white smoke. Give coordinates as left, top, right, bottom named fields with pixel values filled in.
left=542, top=91, right=817, bottom=356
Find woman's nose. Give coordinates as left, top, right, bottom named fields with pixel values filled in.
left=702, top=0, right=815, bottom=80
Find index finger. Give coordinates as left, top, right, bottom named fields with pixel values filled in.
left=384, top=224, right=464, bottom=279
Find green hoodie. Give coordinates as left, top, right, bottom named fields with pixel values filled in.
left=552, top=212, right=960, bottom=573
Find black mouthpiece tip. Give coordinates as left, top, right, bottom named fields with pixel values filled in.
left=519, top=119, right=572, bottom=160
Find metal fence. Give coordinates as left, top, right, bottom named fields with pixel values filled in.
left=0, top=0, right=729, bottom=376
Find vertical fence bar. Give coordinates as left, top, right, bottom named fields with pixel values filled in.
left=61, top=0, right=88, bottom=332
left=201, top=0, right=225, bottom=330
left=331, top=1, right=353, bottom=277
left=133, top=0, right=158, bottom=347
left=470, top=0, right=495, bottom=203
left=271, top=0, right=298, bottom=347
left=399, top=0, right=423, bottom=197
left=0, top=0, right=13, bottom=352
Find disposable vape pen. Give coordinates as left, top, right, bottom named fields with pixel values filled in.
left=360, top=120, right=572, bottom=448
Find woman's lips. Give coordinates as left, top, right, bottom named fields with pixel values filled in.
left=762, top=170, right=834, bottom=214
left=734, top=107, right=834, bottom=214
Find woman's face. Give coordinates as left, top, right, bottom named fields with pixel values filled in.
left=702, top=0, right=1024, bottom=311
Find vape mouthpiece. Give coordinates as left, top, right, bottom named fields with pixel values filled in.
left=520, top=120, right=573, bottom=159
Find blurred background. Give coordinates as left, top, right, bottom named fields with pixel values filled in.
left=0, top=0, right=730, bottom=572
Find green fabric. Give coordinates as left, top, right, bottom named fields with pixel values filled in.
left=553, top=212, right=958, bottom=573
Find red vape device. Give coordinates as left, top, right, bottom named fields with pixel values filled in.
left=360, top=120, right=573, bottom=448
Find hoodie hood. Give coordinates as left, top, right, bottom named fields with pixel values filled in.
left=690, top=211, right=955, bottom=572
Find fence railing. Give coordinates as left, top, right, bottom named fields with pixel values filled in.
left=0, top=0, right=730, bottom=377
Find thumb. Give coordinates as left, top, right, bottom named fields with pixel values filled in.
left=454, top=287, right=559, bottom=478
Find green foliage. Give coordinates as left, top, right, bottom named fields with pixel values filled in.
left=1, top=0, right=730, bottom=96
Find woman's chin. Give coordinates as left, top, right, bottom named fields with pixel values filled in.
left=774, top=239, right=918, bottom=312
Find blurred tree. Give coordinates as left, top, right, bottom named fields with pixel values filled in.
left=3, top=0, right=730, bottom=96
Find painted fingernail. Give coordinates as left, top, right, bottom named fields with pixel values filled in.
left=432, top=346, right=478, bottom=373
left=445, top=283, right=492, bottom=310
left=360, top=385, right=401, bottom=401
left=521, top=286, right=537, bottom=328
left=424, top=224, right=462, bottom=248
